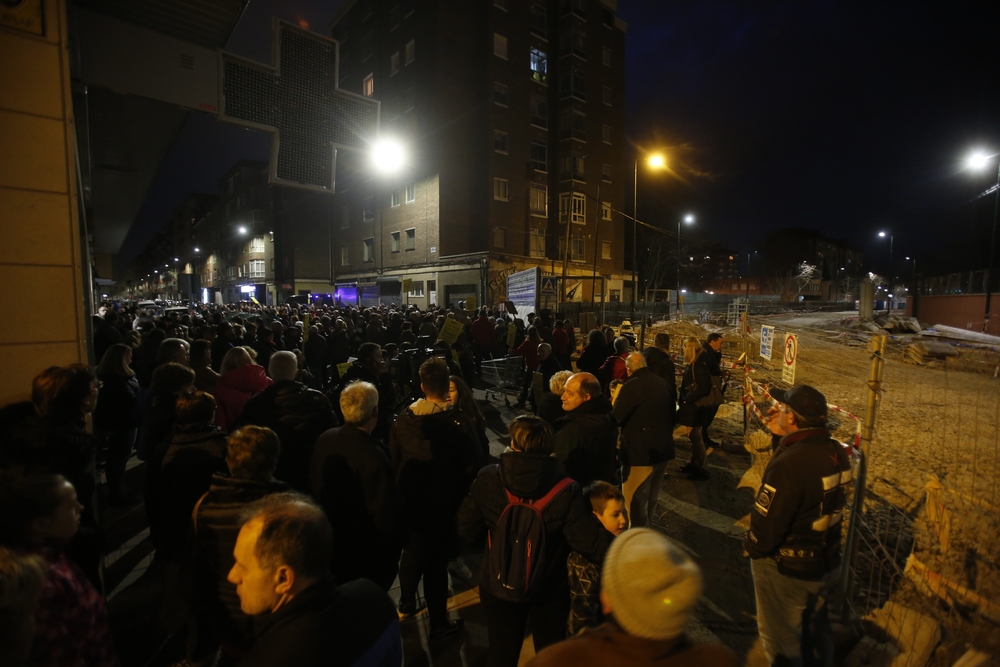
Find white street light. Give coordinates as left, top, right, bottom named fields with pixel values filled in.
left=966, top=149, right=1000, bottom=332
left=239, top=226, right=247, bottom=235
left=371, top=138, right=405, bottom=174
left=194, top=247, right=200, bottom=253
left=967, top=151, right=990, bottom=171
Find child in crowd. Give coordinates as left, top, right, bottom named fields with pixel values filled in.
left=566, top=481, right=627, bottom=634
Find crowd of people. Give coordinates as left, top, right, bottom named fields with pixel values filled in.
left=0, top=299, right=853, bottom=667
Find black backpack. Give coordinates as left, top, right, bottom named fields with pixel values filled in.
left=483, top=469, right=574, bottom=603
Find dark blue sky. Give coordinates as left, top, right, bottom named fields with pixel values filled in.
left=120, top=0, right=1000, bottom=276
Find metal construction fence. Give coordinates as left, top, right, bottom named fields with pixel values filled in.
left=734, top=315, right=1000, bottom=664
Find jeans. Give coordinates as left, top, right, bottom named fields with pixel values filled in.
left=622, top=462, right=668, bottom=528
left=689, top=426, right=707, bottom=470
left=751, top=557, right=833, bottom=667
left=398, top=528, right=450, bottom=630
left=479, top=586, right=569, bottom=667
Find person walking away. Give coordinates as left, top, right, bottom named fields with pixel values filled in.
left=471, top=309, right=495, bottom=377
left=701, top=333, right=725, bottom=448
left=511, top=327, right=542, bottom=410
left=677, top=338, right=712, bottom=481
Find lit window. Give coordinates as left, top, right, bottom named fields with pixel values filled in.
left=390, top=52, right=400, bottom=75
left=363, top=73, right=374, bottom=96
left=249, top=259, right=265, bottom=278
left=602, top=163, right=612, bottom=182
left=363, top=238, right=374, bottom=261
left=405, top=39, right=415, bottom=64
left=391, top=190, right=400, bottom=207
left=493, top=178, right=509, bottom=201
left=493, top=81, right=508, bottom=107
left=530, top=183, right=548, bottom=216
left=602, top=201, right=612, bottom=221
left=602, top=46, right=611, bottom=66
left=250, top=236, right=265, bottom=253
left=602, top=85, right=612, bottom=105
left=405, top=228, right=415, bottom=250
left=494, top=130, right=508, bottom=153
left=559, top=192, right=586, bottom=224
left=494, top=33, right=508, bottom=59
left=494, top=227, right=507, bottom=248
left=602, top=241, right=612, bottom=260
left=408, top=280, right=424, bottom=297
left=530, top=228, right=546, bottom=257
left=391, top=231, right=400, bottom=252
left=530, top=140, right=547, bottom=172
left=602, top=124, right=612, bottom=144
left=405, top=182, right=415, bottom=202
left=341, top=243, right=350, bottom=265
left=530, top=48, right=548, bottom=83
left=363, top=196, right=375, bottom=220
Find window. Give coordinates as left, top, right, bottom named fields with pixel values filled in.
left=530, top=2, right=547, bottom=37
left=363, top=238, right=374, bottom=261
left=530, top=228, right=546, bottom=257
left=402, top=87, right=415, bottom=111
left=405, top=39, right=415, bottom=64
left=493, top=227, right=506, bottom=248
left=558, top=66, right=586, bottom=100
left=250, top=235, right=265, bottom=253
left=602, top=46, right=611, bottom=66
left=363, top=195, right=375, bottom=220
left=363, top=73, right=374, bottom=96
left=560, top=21, right=586, bottom=58
left=494, top=33, right=508, bottom=59
left=341, top=243, right=350, bottom=265
left=602, top=6, right=615, bottom=28
left=602, top=85, right=612, bottom=105
left=559, top=191, right=586, bottom=224
left=391, top=231, right=400, bottom=252
left=529, top=48, right=548, bottom=83
left=405, top=182, right=415, bottom=202
left=494, top=130, right=508, bottom=153
left=405, top=228, right=415, bottom=250
left=249, top=259, right=265, bottom=278
left=609, top=289, right=620, bottom=302
left=530, top=96, right=548, bottom=128
left=389, top=4, right=399, bottom=28
left=530, top=183, right=548, bottom=216
left=494, top=0, right=507, bottom=9
left=558, top=233, right=586, bottom=261
left=559, top=152, right=585, bottom=181
left=493, top=177, right=509, bottom=201
left=340, top=205, right=349, bottom=228
left=559, top=108, right=586, bottom=139
left=408, top=280, right=424, bottom=297
left=530, top=140, right=547, bottom=171
left=562, top=0, right=586, bottom=19
left=602, top=163, right=612, bottom=182
left=602, top=124, right=612, bottom=144
left=390, top=52, right=400, bottom=75
left=391, top=190, right=400, bottom=207
left=493, top=82, right=508, bottom=106
left=602, top=201, right=612, bottom=220
left=361, top=31, right=373, bottom=61
left=602, top=241, right=612, bottom=260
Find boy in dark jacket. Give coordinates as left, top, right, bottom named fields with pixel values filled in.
left=457, top=415, right=612, bottom=667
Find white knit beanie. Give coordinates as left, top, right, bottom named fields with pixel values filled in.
left=601, top=528, right=703, bottom=640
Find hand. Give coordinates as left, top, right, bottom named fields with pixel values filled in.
left=765, top=404, right=788, bottom=436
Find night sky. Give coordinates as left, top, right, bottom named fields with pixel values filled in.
left=119, top=0, right=1000, bottom=278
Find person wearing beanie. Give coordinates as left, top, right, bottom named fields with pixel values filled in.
left=526, top=529, right=739, bottom=667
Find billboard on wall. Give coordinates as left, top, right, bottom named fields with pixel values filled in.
left=507, top=268, right=539, bottom=325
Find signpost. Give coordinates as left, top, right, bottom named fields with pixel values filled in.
left=782, top=333, right=798, bottom=384
left=760, top=325, right=774, bottom=360
left=507, top=268, right=540, bottom=325
left=540, top=276, right=557, bottom=296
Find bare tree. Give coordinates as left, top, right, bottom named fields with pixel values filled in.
left=771, top=261, right=818, bottom=301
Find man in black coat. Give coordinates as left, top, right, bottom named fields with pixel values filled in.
left=310, top=380, right=404, bottom=591
left=643, top=332, right=678, bottom=415
left=236, top=351, right=337, bottom=492
left=701, top=333, right=725, bottom=447
left=337, top=342, right=396, bottom=444
left=553, top=373, right=618, bottom=485
left=611, top=353, right=675, bottom=528
left=535, top=343, right=563, bottom=407
left=228, top=494, right=402, bottom=667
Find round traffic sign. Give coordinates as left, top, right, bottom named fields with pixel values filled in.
left=784, top=335, right=797, bottom=366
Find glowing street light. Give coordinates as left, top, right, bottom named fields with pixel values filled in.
left=878, top=230, right=894, bottom=311
left=238, top=226, right=247, bottom=235
left=678, top=214, right=695, bottom=306
left=193, top=247, right=200, bottom=253
left=966, top=149, right=1000, bottom=332
left=371, top=138, right=405, bottom=174
left=648, top=154, right=666, bottom=169
left=631, top=152, right=669, bottom=320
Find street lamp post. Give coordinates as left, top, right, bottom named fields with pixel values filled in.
left=878, top=231, right=893, bottom=312
left=967, top=151, right=1000, bottom=333
left=677, top=214, right=694, bottom=319
left=631, top=154, right=666, bottom=323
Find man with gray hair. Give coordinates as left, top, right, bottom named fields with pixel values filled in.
left=309, top=381, right=404, bottom=591
left=236, top=350, right=336, bottom=492
left=598, top=336, right=630, bottom=391
left=612, top=352, right=675, bottom=528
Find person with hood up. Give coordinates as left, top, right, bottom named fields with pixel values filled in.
left=213, top=347, right=272, bottom=432
left=554, top=373, right=619, bottom=485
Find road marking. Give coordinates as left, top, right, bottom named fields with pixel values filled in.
left=658, top=494, right=747, bottom=540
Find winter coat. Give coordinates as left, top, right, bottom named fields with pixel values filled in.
left=538, top=355, right=563, bottom=394
left=191, top=473, right=290, bottom=651
left=251, top=340, right=276, bottom=377
left=676, top=352, right=714, bottom=428
left=552, top=327, right=570, bottom=355
left=389, top=400, right=483, bottom=540
left=457, top=451, right=612, bottom=601
left=642, top=346, right=678, bottom=413
left=525, top=620, right=740, bottom=667
left=240, top=577, right=402, bottom=667
left=213, top=364, right=272, bottom=432
left=93, top=374, right=138, bottom=432
left=598, top=352, right=628, bottom=390
left=471, top=316, right=495, bottom=346
left=537, top=391, right=565, bottom=427
left=512, top=338, right=541, bottom=371
left=337, top=364, right=395, bottom=444
left=236, top=380, right=337, bottom=492
left=611, top=367, right=675, bottom=467
left=576, top=342, right=608, bottom=376
left=192, top=363, right=221, bottom=394
left=327, top=331, right=352, bottom=366
left=310, top=424, right=405, bottom=590
left=554, top=395, right=619, bottom=485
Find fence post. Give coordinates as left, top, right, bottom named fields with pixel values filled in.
left=835, top=334, right=886, bottom=621
left=743, top=312, right=750, bottom=446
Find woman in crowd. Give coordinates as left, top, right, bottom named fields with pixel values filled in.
left=94, top=344, right=139, bottom=504
left=213, top=347, right=272, bottom=431
left=137, top=363, right=196, bottom=460
left=538, top=370, right=573, bottom=427
left=448, top=375, right=489, bottom=459
left=575, top=329, right=608, bottom=377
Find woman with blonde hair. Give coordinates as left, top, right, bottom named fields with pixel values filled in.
left=676, top=337, right=713, bottom=481
left=213, top=347, right=271, bottom=431
left=94, top=344, right=139, bottom=503
left=538, top=369, right=573, bottom=426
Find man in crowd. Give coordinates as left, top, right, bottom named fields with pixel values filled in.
left=310, top=381, right=404, bottom=591
left=701, top=333, right=725, bottom=447
left=554, top=373, right=618, bottom=485
left=535, top=342, right=563, bottom=407
left=338, top=342, right=395, bottom=443
left=470, top=308, right=495, bottom=377
left=611, top=353, right=675, bottom=528
left=227, top=493, right=402, bottom=667
left=643, top=332, right=677, bottom=412
left=746, top=384, right=852, bottom=666
left=236, top=351, right=337, bottom=492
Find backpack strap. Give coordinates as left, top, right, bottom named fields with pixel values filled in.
left=190, top=490, right=210, bottom=539
left=504, top=476, right=575, bottom=511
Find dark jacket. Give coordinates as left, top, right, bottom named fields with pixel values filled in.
left=457, top=451, right=612, bottom=600
left=575, top=343, right=608, bottom=376
left=537, top=354, right=563, bottom=393
left=338, top=364, right=395, bottom=443
left=251, top=340, right=276, bottom=376
left=236, top=380, right=337, bottom=492
left=309, top=424, right=405, bottom=590
left=240, top=577, right=402, bottom=667
left=389, top=401, right=483, bottom=538
left=642, top=346, right=677, bottom=413
left=93, top=374, right=138, bottom=432
left=611, top=367, right=675, bottom=467
left=145, top=423, right=228, bottom=562
left=192, top=473, right=290, bottom=651
left=598, top=352, right=628, bottom=390
left=526, top=620, right=740, bottom=667
left=537, top=391, right=565, bottom=427
left=677, top=352, right=714, bottom=428
left=554, top=395, right=619, bottom=485
left=745, top=428, right=853, bottom=578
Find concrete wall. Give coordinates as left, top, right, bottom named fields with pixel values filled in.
left=907, top=294, right=1000, bottom=336
left=0, top=0, right=89, bottom=406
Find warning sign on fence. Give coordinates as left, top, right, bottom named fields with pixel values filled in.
left=760, top=326, right=774, bottom=360
left=782, top=333, right=798, bottom=384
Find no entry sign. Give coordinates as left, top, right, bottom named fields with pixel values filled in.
left=782, top=333, right=798, bottom=384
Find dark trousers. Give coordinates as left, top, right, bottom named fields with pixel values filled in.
left=398, top=528, right=451, bottom=629
left=702, top=404, right=720, bottom=443
left=102, top=427, right=135, bottom=496
left=480, top=586, right=570, bottom=667
left=473, top=343, right=492, bottom=376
